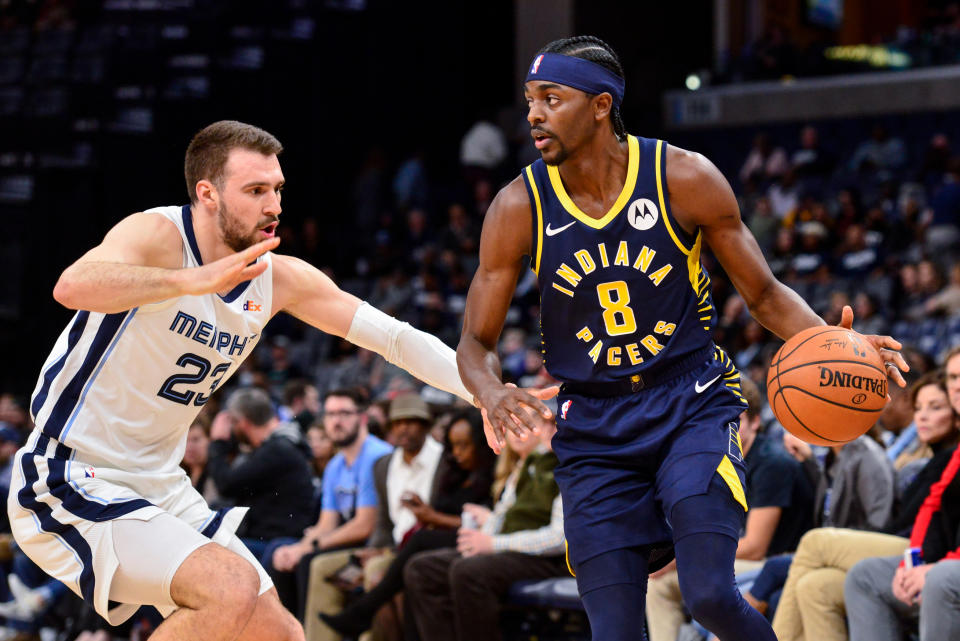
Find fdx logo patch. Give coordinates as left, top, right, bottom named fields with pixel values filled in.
left=243, top=300, right=262, bottom=312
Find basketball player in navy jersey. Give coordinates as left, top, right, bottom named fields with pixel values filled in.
left=457, top=36, right=908, bottom=640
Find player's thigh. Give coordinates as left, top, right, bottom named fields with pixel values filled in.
left=109, top=513, right=220, bottom=608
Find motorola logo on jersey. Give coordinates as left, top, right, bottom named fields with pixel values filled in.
left=627, top=199, right=659, bottom=231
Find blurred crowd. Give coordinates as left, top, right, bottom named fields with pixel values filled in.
left=723, top=2, right=960, bottom=83
left=2, top=3, right=960, bottom=641
left=0, top=108, right=957, bottom=640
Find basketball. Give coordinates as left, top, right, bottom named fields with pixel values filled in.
left=766, top=326, right=888, bottom=446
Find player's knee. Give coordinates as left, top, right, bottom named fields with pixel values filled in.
left=279, top=611, right=305, bottom=641
left=216, top=555, right=261, bottom=618
left=683, top=582, right=738, bottom=627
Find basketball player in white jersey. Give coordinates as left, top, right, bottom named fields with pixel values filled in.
left=7, top=121, right=491, bottom=641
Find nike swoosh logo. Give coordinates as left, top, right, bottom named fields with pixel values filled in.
left=694, top=374, right=722, bottom=394
left=545, top=221, right=576, bottom=236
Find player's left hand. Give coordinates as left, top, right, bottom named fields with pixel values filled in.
left=479, top=384, right=559, bottom=454
left=839, top=305, right=909, bottom=388
left=457, top=528, right=493, bottom=557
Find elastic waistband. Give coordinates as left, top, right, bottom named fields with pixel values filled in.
left=30, top=431, right=75, bottom=460
left=560, top=344, right=715, bottom=398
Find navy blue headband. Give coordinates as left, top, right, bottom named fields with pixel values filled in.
left=525, top=52, right=625, bottom=109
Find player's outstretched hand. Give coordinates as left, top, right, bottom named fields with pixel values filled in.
left=839, top=304, right=909, bottom=387
left=479, top=383, right=558, bottom=454
left=182, top=237, right=280, bottom=297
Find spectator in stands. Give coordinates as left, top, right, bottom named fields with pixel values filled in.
left=208, top=388, right=315, bottom=564
left=306, top=422, right=335, bottom=479
left=393, top=149, right=428, bottom=211
left=924, top=262, right=960, bottom=316
left=440, top=202, right=479, bottom=257
left=767, top=227, right=797, bottom=280
left=459, top=119, right=508, bottom=183
left=403, top=422, right=566, bottom=641
left=886, top=368, right=960, bottom=537
left=845, top=436, right=960, bottom=639
left=849, top=124, right=907, bottom=175
left=284, top=379, right=321, bottom=433
left=926, top=156, right=960, bottom=250
left=836, top=224, right=881, bottom=279
left=747, top=196, right=779, bottom=251
left=791, top=125, right=834, bottom=179
left=872, top=370, right=920, bottom=464
left=317, top=407, right=497, bottom=638
left=771, top=368, right=960, bottom=641
left=741, top=429, right=895, bottom=619
left=741, top=133, right=789, bottom=185
left=647, top=379, right=815, bottom=641
left=269, top=388, right=392, bottom=617
left=266, top=335, right=305, bottom=401
left=768, top=169, right=801, bottom=221
left=919, top=133, right=951, bottom=189
left=852, top=292, right=888, bottom=337
left=304, top=393, right=442, bottom=641
left=792, top=222, right=829, bottom=280
left=181, top=415, right=219, bottom=505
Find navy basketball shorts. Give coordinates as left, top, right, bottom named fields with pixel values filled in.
left=552, top=350, right=749, bottom=577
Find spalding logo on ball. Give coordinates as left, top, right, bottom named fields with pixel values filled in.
left=766, top=325, right=887, bottom=446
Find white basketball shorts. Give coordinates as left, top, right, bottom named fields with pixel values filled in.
left=7, top=430, right=272, bottom=625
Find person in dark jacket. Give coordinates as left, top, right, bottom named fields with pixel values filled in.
left=209, top=387, right=316, bottom=567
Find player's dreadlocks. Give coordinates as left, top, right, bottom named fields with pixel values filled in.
left=539, top=36, right=627, bottom=141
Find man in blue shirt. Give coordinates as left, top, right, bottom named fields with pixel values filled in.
left=267, top=388, right=392, bottom=620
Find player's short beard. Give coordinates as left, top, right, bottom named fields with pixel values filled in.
left=542, top=139, right=569, bottom=166
left=217, top=198, right=257, bottom=252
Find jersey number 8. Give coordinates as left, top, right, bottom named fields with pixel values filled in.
left=596, top=281, right=637, bottom=336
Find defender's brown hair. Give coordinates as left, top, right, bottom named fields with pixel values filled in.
left=184, top=120, right=282, bottom=203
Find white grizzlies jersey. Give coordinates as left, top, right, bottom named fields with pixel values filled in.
left=29, top=205, right=272, bottom=475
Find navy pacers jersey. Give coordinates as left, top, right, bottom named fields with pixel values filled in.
left=523, top=135, right=715, bottom=384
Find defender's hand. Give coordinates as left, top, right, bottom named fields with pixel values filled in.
left=839, top=305, right=909, bottom=388
left=181, top=237, right=279, bottom=297
left=478, top=384, right=558, bottom=454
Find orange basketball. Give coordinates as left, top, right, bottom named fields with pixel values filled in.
left=766, top=325, right=888, bottom=446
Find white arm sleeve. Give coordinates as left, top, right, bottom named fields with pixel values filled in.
left=345, top=302, right=475, bottom=405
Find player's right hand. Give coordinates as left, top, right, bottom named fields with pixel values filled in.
left=478, top=383, right=557, bottom=454
left=181, top=236, right=279, bottom=297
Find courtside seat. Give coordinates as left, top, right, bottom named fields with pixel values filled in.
left=507, top=577, right=583, bottom=610
left=503, top=578, right=590, bottom=641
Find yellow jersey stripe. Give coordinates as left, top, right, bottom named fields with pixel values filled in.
left=525, top=165, right=544, bottom=275
left=655, top=139, right=693, bottom=256
left=546, top=135, right=639, bottom=229
left=716, top=455, right=748, bottom=511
